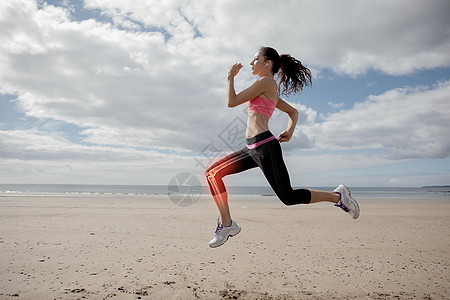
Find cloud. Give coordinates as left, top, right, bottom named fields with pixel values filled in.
left=306, top=79, right=450, bottom=159
left=83, top=0, right=450, bottom=75
left=0, top=128, right=164, bottom=161
left=0, top=128, right=203, bottom=184
left=1, top=0, right=235, bottom=152
left=2, top=1, right=450, bottom=152
left=1, top=0, right=450, bottom=185
left=327, top=102, right=345, bottom=109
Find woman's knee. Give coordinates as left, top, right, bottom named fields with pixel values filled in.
left=206, top=169, right=215, bottom=184
left=279, top=196, right=297, bottom=206
left=278, top=189, right=311, bottom=206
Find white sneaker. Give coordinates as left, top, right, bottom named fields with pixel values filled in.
left=209, top=218, right=241, bottom=248
left=333, top=185, right=360, bottom=219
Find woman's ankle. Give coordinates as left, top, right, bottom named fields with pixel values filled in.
left=221, top=218, right=232, bottom=227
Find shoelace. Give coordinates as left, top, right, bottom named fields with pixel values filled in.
left=334, top=201, right=349, bottom=212
left=214, top=217, right=223, bottom=236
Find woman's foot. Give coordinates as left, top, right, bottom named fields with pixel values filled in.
left=333, top=185, right=360, bottom=219
left=209, top=218, right=241, bottom=248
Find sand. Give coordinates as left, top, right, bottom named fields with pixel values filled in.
left=0, top=194, right=449, bottom=299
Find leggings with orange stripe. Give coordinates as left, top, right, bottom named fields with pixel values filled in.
left=206, top=131, right=311, bottom=205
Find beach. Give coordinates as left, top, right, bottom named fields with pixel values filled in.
left=0, top=194, right=449, bottom=299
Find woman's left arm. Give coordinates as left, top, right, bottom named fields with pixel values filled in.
left=227, top=63, right=269, bottom=108
left=276, top=98, right=299, bottom=142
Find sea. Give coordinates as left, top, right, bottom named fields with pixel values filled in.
left=0, top=184, right=449, bottom=200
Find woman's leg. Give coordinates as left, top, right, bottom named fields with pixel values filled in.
left=309, top=189, right=340, bottom=204
left=255, top=141, right=338, bottom=205
left=206, top=148, right=257, bottom=226
left=212, top=191, right=230, bottom=226
left=254, top=141, right=312, bottom=205
left=255, top=140, right=359, bottom=218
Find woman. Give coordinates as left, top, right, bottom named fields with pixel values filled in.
left=206, top=47, right=360, bottom=248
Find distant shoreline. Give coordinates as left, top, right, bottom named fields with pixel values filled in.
left=0, top=184, right=449, bottom=199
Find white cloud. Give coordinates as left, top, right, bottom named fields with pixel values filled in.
left=0, top=128, right=205, bottom=184
left=1, top=0, right=233, bottom=152
left=2, top=0, right=449, bottom=151
left=84, top=0, right=450, bottom=76
left=305, top=80, right=450, bottom=159
left=327, top=102, right=345, bottom=109
left=1, top=0, right=449, bottom=185
left=0, top=129, right=162, bottom=161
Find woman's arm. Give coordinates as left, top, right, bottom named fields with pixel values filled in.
left=227, top=63, right=271, bottom=107
left=276, top=98, right=299, bottom=142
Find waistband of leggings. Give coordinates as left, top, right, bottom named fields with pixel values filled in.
left=246, top=131, right=274, bottom=145
left=246, top=136, right=276, bottom=149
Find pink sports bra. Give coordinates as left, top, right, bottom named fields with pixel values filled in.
left=247, top=96, right=277, bottom=117
left=247, top=78, right=278, bottom=118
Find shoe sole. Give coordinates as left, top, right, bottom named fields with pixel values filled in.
left=209, top=227, right=241, bottom=248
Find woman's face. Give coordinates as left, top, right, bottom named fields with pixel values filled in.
left=250, top=51, right=267, bottom=76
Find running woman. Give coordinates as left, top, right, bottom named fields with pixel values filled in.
left=206, top=47, right=360, bottom=248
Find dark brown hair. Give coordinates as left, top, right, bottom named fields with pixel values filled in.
left=259, top=46, right=312, bottom=96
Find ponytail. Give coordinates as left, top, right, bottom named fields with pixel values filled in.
left=279, top=54, right=312, bottom=95
left=259, top=47, right=312, bottom=96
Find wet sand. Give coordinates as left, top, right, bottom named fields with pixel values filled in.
left=0, top=194, right=449, bottom=299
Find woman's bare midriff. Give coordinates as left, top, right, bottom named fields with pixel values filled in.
left=246, top=113, right=270, bottom=138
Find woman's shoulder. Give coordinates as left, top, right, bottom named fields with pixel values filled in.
left=257, top=77, right=277, bottom=96
left=258, top=76, right=276, bottom=82
left=256, top=77, right=277, bottom=88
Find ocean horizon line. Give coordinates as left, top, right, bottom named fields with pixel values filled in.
left=1, top=183, right=449, bottom=188
left=0, top=183, right=449, bottom=199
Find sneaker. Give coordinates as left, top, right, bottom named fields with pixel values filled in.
left=209, top=218, right=241, bottom=248
left=333, top=185, right=360, bottom=219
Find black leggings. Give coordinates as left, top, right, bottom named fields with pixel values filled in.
left=206, top=131, right=311, bottom=205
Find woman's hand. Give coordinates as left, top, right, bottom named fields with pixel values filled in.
left=228, top=63, right=243, bottom=80
left=277, top=130, right=293, bottom=143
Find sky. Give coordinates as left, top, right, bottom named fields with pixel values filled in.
left=0, top=0, right=449, bottom=187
